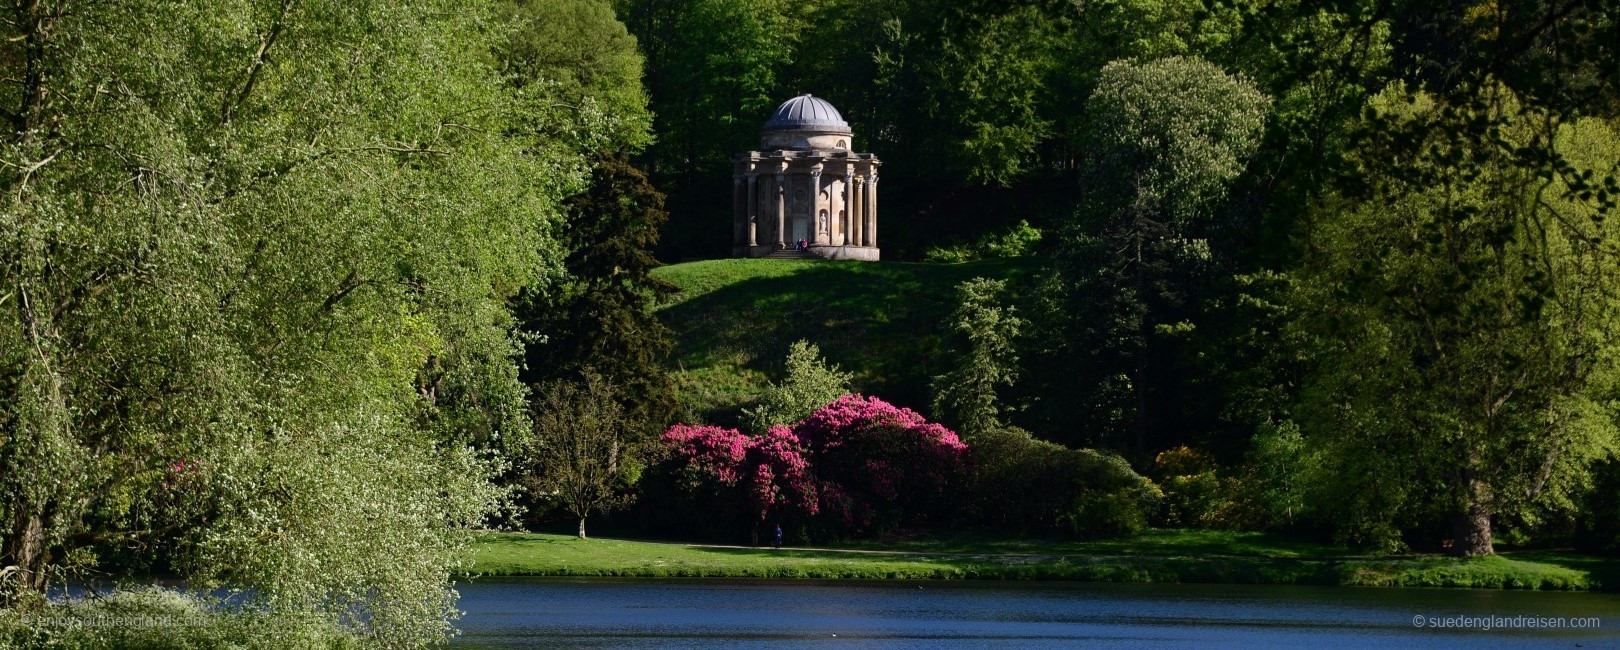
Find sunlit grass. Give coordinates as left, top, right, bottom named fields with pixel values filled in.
left=652, top=256, right=1044, bottom=422
left=463, top=530, right=1617, bottom=590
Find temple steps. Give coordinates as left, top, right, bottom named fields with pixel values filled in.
left=763, top=249, right=818, bottom=260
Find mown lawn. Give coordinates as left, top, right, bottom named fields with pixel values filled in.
left=832, top=528, right=1352, bottom=558
left=651, top=256, right=1043, bottom=423
left=464, top=529, right=1617, bottom=591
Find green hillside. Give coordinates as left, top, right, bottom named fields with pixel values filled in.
left=652, top=256, right=1044, bottom=425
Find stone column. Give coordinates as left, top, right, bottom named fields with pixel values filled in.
left=746, top=172, right=758, bottom=247
left=842, top=168, right=854, bottom=246
left=808, top=163, right=824, bottom=245
left=852, top=173, right=864, bottom=246
left=868, top=173, right=878, bottom=247
left=774, top=172, right=786, bottom=249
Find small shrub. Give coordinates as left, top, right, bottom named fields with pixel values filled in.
left=654, top=395, right=968, bottom=540
left=967, top=427, right=1160, bottom=537
left=924, top=244, right=976, bottom=263
left=982, top=220, right=1043, bottom=257
left=1153, top=445, right=1240, bottom=528
left=1158, top=471, right=1225, bottom=526
left=923, top=220, right=1044, bottom=263
left=740, top=340, right=853, bottom=435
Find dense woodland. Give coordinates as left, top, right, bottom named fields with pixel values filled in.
left=1, top=0, right=1618, bottom=646
left=623, top=0, right=1620, bottom=556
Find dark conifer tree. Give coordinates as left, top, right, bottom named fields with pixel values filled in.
left=518, top=153, right=680, bottom=436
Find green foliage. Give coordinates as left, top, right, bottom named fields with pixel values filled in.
left=517, top=371, right=638, bottom=539
left=740, top=340, right=853, bottom=436
left=0, top=0, right=596, bottom=643
left=911, top=4, right=1058, bottom=186
left=923, top=220, right=1043, bottom=263
left=1243, top=420, right=1311, bottom=530
left=1156, top=472, right=1227, bottom=528
left=0, top=588, right=364, bottom=649
left=1033, top=55, right=1269, bottom=455
left=931, top=278, right=1025, bottom=438
left=1151, top=446, right=1238, bottom=528
left=518, top=153, right=679, bottom=436
left=966, top=427, right=1161, bottom=538
left=1084, top=56, right=1270, bottom=229
left=498, top=0, right=653, bottom=152
left=1292, top=85, right=1620, bottom=555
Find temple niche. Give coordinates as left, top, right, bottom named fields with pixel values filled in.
left=732, top=94, right=880, bottom=261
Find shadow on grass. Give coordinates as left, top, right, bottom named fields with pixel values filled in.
left=831, top=528, right=1352, bottom=558
left=675, top=543, right=1356, bottom=583
left=657, top=257, right=1045, bottom=419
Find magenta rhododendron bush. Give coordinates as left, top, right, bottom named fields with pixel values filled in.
left=655, top=395, right=968, bottom=537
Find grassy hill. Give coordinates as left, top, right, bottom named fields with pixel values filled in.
left=652, top=256, right=1044, bottom=425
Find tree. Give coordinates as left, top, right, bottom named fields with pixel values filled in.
left=741, top=340, right=853, bottom=435
left=618, top=0, right=793, bottom=258
left=1049, top=55, right=1269, bottom=455
left=1244, top=420, right=1310, bottom=530
left=517, top=152, right=679, bottom=437
left=498, top=0, right=653, bottom=153
left=521, top=372, right=637, bottom=539
left=931, top=278, right=1024, bottom=439
left=1292, top=85, right=1620, bottom=555
left=0, top=0, right=572, bottom=643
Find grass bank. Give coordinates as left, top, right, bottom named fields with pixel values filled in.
left=465, top=530, right=1618, bottom=591
left=651, top=257, right=1043, bottom=422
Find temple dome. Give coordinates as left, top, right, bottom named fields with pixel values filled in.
left=762, top=94, right=851, bottom=133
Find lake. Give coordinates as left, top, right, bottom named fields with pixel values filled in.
left=451, top=578, right=1618, bottom=648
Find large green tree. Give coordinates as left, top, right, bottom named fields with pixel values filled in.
left=499, top=0, right=653, bottom=153
left=1034, top=56, right=1268, bottom=454
left=1293, top=86, right=1620, bottom=555
left=0, top=0, right=585, bottom=643
left=932, top=278, right=1024, bottom=439
left=517, top=153, right=678, bottom=436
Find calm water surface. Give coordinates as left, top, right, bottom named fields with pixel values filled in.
left=451, top=578, right=1619, bottom=648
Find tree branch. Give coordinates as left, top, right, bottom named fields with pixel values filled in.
left=221, top=0, right=295, bottom=125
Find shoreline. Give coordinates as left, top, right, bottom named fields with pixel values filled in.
left=465, top=532, right=1619, bottom=592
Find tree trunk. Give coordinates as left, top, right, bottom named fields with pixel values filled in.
left=2, top=510, right=50, bottom=604
left=1450, top=476, right=1494, bottom=557
left=577, top=516, right=587, bottom=540
left=1132, top=229, right=1148, bottom=460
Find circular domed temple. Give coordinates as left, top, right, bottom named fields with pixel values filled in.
left=732, top=94, right=880, bottom=260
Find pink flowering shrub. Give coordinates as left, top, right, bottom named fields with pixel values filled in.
left=661, top=423, right=750, bottom=488
left=793, top=395, right=968, bottom=534
left=652, top=394, right=968, bottom=539
left=745, top=426, right=818, bottom=521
